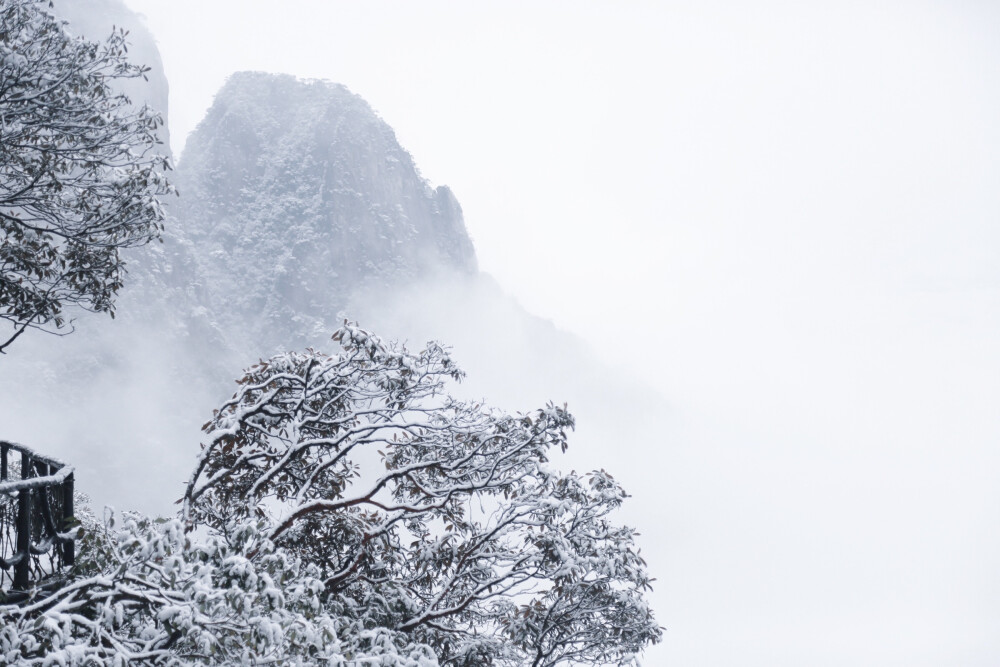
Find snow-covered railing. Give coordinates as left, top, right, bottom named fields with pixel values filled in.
left=0, top=441, right=75, bottom=600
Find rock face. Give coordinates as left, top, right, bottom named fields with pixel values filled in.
left=152, top=72, right=476, bottom=357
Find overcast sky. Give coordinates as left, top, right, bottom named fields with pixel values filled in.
left=119, top=2, right=1000, bottom=664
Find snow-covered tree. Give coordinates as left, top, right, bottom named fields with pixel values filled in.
left=0, top=0, right=172, bottom=353
left=183, top=324, right=661, bottom=665
left=0, top=325, right=660, bottom=664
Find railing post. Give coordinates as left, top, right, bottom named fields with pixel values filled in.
left=62, top=471, right=75, bottom=566
left=14, top=451, right=32, bottom=590
left=1, top=442, right=7, bottom=480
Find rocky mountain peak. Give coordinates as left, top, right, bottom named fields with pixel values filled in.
left=177, top=72, right=476, bottom=273
left=152, top=72, right=477, bottom=355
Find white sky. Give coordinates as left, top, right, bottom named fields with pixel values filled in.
left=119, top=1, right=1000, bottom=664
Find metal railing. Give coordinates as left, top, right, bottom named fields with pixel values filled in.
left=0, top=441, right=75, bottom=599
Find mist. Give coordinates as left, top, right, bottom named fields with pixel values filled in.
left=2, top=0, right=998, bottom=664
